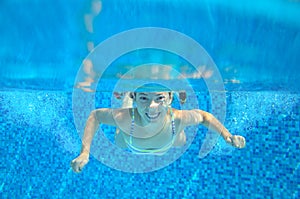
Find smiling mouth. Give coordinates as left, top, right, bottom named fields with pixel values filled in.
left=145, top=113, right=160, bottom=120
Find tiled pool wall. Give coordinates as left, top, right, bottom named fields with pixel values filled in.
left=1, top=89, right=299, bottom=198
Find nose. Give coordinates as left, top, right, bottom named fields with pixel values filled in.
left=149, top=100, right=159, bottom=109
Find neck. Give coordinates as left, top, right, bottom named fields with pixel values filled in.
left=130, top=107, right=174, bottom=139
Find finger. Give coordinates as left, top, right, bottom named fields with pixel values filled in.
left=71, top=159, right=82, bottom=173
left=226, top=136, right=234, bottom=146
left=78, top=160, right=88, bottom=172
left=76, top=166, right=83, bottom=173
left=77, top=167, right=82, bottom=173
left=240, top=137, right=246, bottom=148
left=232, top=136, right=241, bottom=148
left=70, top=159, right=76, bottom=167
left=235, top=136, right=245, bottom=148
left=71, top=162, right=79, bottom=173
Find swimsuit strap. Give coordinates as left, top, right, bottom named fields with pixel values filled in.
left=169, top=107, right=176, bottom=136
left=129, top=107, right=175, bottom=145
left=129, top=107, right=135, bottom=145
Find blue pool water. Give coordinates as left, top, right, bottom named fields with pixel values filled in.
left=1, top=0, right=300, bottom=198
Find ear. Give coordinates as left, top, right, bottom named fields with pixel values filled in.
left=129, top=92, right=136, bottom=100
left=179, top=91, right=186, bottom=104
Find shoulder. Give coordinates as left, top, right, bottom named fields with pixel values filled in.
left=112, top=108, right=132, bottom=122
left=93, top=108, right=132, bottom=126
left=113, top=108, right=133, bottom=135
left=172, top=109, right=205, bottom=126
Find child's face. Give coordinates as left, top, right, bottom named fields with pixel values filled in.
left=135, top=92, right=171, bottom=123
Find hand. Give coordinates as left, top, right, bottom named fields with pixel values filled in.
left=226, top=135, right=246, bottom=149
left=71, top=153, right=89, bottom=173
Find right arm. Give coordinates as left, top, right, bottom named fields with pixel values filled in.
left=71, top=108, right=116, bottom=173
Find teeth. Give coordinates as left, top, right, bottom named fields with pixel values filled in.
left=146, top=113, right=160, bottom=119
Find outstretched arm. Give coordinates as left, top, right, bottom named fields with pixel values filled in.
left=71, top=108, right=116, bottom=172
left=182, top=109, right=246, bottom=148
left=80, top=110, right=101, bottom=154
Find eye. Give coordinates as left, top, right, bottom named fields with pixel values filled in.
left=139, top=96, right=148, bottom=102
left=156, top=96, right=166, bottom=102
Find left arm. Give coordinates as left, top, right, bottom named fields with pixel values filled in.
left=181, top=109, right=246, bottom=148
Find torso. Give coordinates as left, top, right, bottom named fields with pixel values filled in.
left=114, top=108, right=184, bottom=151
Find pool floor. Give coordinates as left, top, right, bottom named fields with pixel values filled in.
left=0, top=89, right=299, bottom=198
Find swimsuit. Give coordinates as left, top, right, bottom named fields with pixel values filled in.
left=125, top=107, right=176, bottom=155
